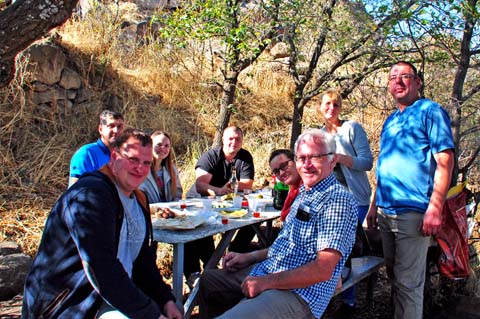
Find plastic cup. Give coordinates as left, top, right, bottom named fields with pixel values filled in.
left=257, top=202, right=267, bottom=212
left=253, top=211, right=260, bottom=218
left=201, top=198, right=213, bottom=213
left=233, top=196, right=242, bottom=208
left=221, top=216, right=229, bottom=225
left=248, top=198, right=258, bottom=213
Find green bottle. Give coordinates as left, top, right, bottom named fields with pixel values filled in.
left=273, top=177, right=289, bottom=210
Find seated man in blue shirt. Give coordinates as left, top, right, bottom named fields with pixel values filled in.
left=198, top=128, right=358, bottom=319
left=68, top=110, right=125, bottom=187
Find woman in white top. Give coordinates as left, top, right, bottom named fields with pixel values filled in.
left=317, top=89, right=373, bottom=222
left=317, top=89, right=373, bottom=315
left=140, top=131, right=183, bottom=203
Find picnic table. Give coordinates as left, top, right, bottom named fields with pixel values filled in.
left=151, top=198, right=281, bottom=318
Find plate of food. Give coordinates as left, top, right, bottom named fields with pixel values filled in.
left=217, top=208, right=248, bottom=219
left=220, top=193, right=239, bottom=201
left=151, top=207, right=206, bottom=230
left=246, top=193, right=273, bottom=206
left=212, top=200, right=233, bottom=209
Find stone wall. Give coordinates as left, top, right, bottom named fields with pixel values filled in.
left=24, top=42, right=93, bottom=113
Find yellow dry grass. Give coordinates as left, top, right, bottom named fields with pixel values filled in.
left=0, top=1, right=478, bottom=286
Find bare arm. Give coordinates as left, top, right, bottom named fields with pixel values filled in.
left=241, top=249, right=341, bottom=298
left=422, top=149, right=454, bottom=236
left=195, top=168, right=231, bottom=196
left=366, top=191, right=378, bottom=229
left=238, top=178, right=254, bottom=192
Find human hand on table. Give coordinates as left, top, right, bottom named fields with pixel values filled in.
left=241, top=275, right=268, bottom=298
left=160, top=300, right=183, bottom=319
left=222, top=252, right=253, bottom=272
left=216, top=181, right=234, bottom=195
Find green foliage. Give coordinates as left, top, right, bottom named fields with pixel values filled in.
left=157, top=0, right=280, bottom=64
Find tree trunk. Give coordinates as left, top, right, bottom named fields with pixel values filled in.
left=213, top=74, right=238, bottom=147
left=0, top=0, right=79, bottom=88
left=289, top=93, right=307, bottom=150
left=449, top=0, right=476, bottom=186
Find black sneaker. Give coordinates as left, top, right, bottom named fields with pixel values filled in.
left=335, top=303, right=356, bottom=319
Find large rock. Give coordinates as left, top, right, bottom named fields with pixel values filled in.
left=59, top=68, right=82, bottom=90
left=0, top=242, right=32, bottom=301
left=26, top=44, right=66, bottom=85
left=0, top=242, right=22, bottom=256
left=32, top=86, right=68, bottom=105
left=133, top=0, right=180, bottom=11
left=268, top=42, right=290, bottom=59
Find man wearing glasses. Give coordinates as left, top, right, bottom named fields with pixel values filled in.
left=23, top=128, right=183, bottom=319
left=268, top=149, right=302, bottom=221
left=367, top=61, right=454, bottom=319
left=198, top=129, right=358, bottom=319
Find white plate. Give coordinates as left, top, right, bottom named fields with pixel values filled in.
left=149, top=200, right=202, bottom=212
left=246, top=194, right=273, bottom=206
left=151, top=208, right=206, bottom=230
left=212, top=200, right=233, bottom=209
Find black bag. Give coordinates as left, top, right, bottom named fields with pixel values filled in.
left=345, top=220, right=372, bottom=269
left=351, top=220, right=368, bottom=257
left=363, top=227, right=383, bottom=257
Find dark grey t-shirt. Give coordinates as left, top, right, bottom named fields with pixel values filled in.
left=195, top=146, right=255, bottom=187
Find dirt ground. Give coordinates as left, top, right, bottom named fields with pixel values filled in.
left=2, top=266, right=479, bottom=319
left=3, top=236, right=478, bottom=318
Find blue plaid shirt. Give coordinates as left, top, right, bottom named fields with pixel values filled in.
left=250, top=174, right=357, bottom=318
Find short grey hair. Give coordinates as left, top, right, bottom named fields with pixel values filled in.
left=294, top=129, right=336, bottom=162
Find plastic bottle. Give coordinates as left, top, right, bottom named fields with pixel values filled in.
left=273, top=178, right=289, bottom=210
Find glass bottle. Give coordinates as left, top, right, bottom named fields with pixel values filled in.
left=273, top=179, right=289, bottom=210
left=230, top=166, right=238, bottom=195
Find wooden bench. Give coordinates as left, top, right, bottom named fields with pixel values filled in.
left=333, top=256, right=384, bottom=305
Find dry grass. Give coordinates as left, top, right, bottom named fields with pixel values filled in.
left=0, top=1, right=478, bottom=294
left=0, top=2, right=296, bottom=259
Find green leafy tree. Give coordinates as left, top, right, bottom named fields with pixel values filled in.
left=280, top=0, right=419, bottom=148
left=394, top=0, right=480, bottom=186
left=159, top=0, right=282, bottom=146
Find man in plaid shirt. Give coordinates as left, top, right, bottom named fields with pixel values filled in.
left=198, top=129, right=358, bottom=319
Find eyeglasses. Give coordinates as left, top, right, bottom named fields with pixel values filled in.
left=118, top=151, right=152, bottom=168
left=389, top=74, right=416, bottom=82
left=271, top=160, right=292, bottom=176
left=294, top=153, right=333, bottom=164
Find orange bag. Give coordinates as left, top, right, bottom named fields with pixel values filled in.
left=436, top=187, right=469, bottom=279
